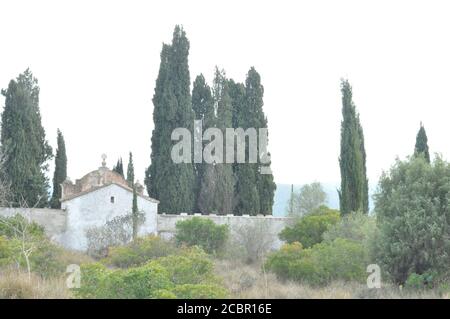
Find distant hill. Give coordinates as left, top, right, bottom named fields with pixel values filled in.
left=272, top=183, right=376, bottom=216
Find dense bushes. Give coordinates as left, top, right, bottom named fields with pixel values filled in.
left=265, top=239, right=367, bottom=286
left=175, top=217, right=229, bottom=254
left=102, top=235, right=177, bottom=268
left=279, top=206, right=340, bottom=247
left=374, top=156, right=450, bottom=284
left=75, top=246, right=228, bottom=299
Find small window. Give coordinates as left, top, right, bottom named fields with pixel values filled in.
left=110, top=196, right=115, bottom=203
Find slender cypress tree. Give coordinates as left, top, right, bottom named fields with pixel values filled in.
left=132, top=184, right=139, bottom=241
left=233, top=67, right=276, bottom=215
left=414, top=123, right=430, bottom=163
left=197, top=68, right=235, bottom=215
left=126, top=152, right=134, bottom=187
left=0, top=69, right=52, bottom=207
left=50, top=129, right=67, bottom=208
left=338, top=79, right=369, bottom=215
left=287, top=184, right=295, bottom=215
left=192, top=74, right=214, bottom=213
left=112, top=158, right=124, bottom=177
left=145, top=25, right=196, bottom=213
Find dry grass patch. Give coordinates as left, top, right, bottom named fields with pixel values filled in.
left=0, top=268, right=71, bottom=299
left=214, top=259, right=447, bottom=299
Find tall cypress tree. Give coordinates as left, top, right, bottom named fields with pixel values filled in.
left=126, top=152, right=134, bottom=187
left=192, top=74, right=214, bottom=213
left=233, top=67, right=275, bottom=215
left=414, top=123, right=430, bottom=163
left=50, top=129, right=67, bottom=208
left=112, top=158, right=124, bottom=177
left=145, top=25, right=196, bottom=213
left=197, top=68, right=235, bottom=215
left=1, top=69, right=52, bottom=207
left=338, top=79, right=369, bottom=215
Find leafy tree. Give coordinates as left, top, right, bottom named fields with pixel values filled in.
left=50, top=129, right=67, bottom=208
left=145, top=25, right=196, bottom=213
left=299, top=182, right=327, bottom=215
left=338, top=79, right=369, bottom=215
left=0, top=69, right=53, bottom=207
left=374, top=155, right=450, bottom=284
left=126, top=152, right=134, bottom=187
left=414, top=122, right=430, bottom=163
left=112, top=158, right=124, bottom=177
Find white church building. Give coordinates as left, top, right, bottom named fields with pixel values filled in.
left=58, top=155, right=159, bottom=250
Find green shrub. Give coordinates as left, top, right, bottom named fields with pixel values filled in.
left=374, top=156, right=450, bottom=284
left=102, top=235, right=177, bottom=268
left=170, top=284, right=228, bottom=299
left=265, top=239, right=367, bottom=286
left=175, top=217, right=229, bottom=255
left=154, top=246, right=214, bottom=285
left=75, top=262, right=173, bottom=299
left=279, top=206, right=340, bottom=247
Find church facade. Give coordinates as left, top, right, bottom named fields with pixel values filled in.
left=58, top=157, right=159, bottom=250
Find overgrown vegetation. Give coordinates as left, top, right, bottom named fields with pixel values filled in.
left=75, top=247, right=227, bottom=299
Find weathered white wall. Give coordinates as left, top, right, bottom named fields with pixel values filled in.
left=157, top=213, right=293, bottom=249
left=61, top=184, right=158, bottom=250
left=1, top=203, right=290, bottom=252
left=0, top=207, right=67, bottom=242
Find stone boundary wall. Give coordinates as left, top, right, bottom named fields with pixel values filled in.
left=0, top=207, right=67, bottom=241
left=157, top=213, right=293, bottom=249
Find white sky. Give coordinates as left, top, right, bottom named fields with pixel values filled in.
left=1, top=0, right=449, bottom=186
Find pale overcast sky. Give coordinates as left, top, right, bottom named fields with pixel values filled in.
left=1, top=0, right=449, bottom=186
